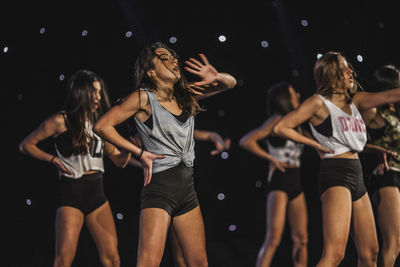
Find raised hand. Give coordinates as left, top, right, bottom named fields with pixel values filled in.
left=184, top=53, right=218, bottom=86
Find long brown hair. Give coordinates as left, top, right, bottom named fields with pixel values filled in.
left=62, top=70, right=111, bottom=154
left=134, top=42, right=204, bottom=116
left=314, top=51, right=361, bottom=104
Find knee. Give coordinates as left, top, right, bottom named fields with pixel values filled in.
left=137, top=252, right=162, bottom=267
left=323, top=248, right=346, bottom=265
left=265, top=231, right=283, bottom=249
left=384, top=236, right=400, bottom=253
left=292, top=232, right=308, bottom=248
left=187, top=253, right=208, bottom=267
left=54, top=254, right=74, bottom=267
left=99, top=251, right=120, bottom=267
left=358, top=245, right=379, bottom=264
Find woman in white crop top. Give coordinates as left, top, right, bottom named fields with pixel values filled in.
left=273, top=52, right=400, bottom=267
left=19, top=70, right=131, bottom=267
left=240, top=82, right=308, bottom=267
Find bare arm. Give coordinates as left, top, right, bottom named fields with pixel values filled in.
left=104, top=141, right=132, bottom=168
left=354, top=88, right=400, bottom=111
left=239, top=115, right=286, bottom=172
left=18, top=114, right=72, bottom=175
left=273, top=95, right=333, bottom=154
left=93, top=90, right=164, bottom=185
left=193, top=129, right=231, bottom=156
left=184, top=53, right=237, bottom=100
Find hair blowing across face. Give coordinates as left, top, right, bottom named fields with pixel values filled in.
left=314, top=51, right=359, bottom=104
left=133, top=42, right=204, bottom=116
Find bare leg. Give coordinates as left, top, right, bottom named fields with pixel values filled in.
left=169, top=225, right=187, bottom=267
left=316, top=186, right=352, bottom=267
left=53, top=206, right=84, bottom=267
left=172, top=206, right=208, bottom=267
left=85, top=201, right=120, bottom=267
left=136, top=208, right=171, bottom=267
left=374, top=187, right=400, bottom=267
left=256, top=191, right=288, bottom=267
left=287, top=193, right=308, bottom=267
left=351, top=193, right=379, bottom=267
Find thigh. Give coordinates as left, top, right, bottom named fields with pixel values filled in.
left=172, top=206, right=207, bottom=263
left=287, top=193, right=308, bottom=239
left=138, top=208, right=171, bottom=262
left=376, top=187, right=400, bottom=242
left=85, top=201, right=118, bottom=254
left=266, top=191, right=289, bottom=236
left=320, top=186, right=352, bottom=248
left=351, top=193, right=378, bottom=252
left=55, top=206, right=85, bottom=256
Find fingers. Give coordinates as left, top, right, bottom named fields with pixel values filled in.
left=185, top=60, right=202, bottom=71
left=224, top=138, right=231, bottom=149
left=143, top=167, right=149, bottom=186
left=184, top=66, right=200, bottom=75
left=188, top=57, right=204, bottom=68
left=198, top=53, right=210, bottom=65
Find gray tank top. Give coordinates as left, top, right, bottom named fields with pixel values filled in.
left=134, top=89, right=195, bottom=173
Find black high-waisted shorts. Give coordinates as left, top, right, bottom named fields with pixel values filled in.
left=57, top=172, right=107, bottom=214
left=140, top=163, right=199, bottom=217
left=266, top=168, right=303, bottom=200
left=318, top=158, right=366, bottom=201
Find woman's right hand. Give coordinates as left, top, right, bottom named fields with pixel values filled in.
left=52, top=157, right=73, bottom=176
left=140, top=151, right=165, bottom=186
left=314, top=143, right=334, bottom=158
left=271, top=158, right=286, bottom=173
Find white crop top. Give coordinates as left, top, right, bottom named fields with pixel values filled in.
left=309, top=95, right=367, bottom=158
left=55, top=122, right=105, bottom=178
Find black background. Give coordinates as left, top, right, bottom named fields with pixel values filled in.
left=3, top=0, right=400, bottom=266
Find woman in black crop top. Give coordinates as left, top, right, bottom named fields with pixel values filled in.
left=19, top=70, right=131, bottom=267
left=240, top=82, right=308, bottom=267
left=274, top=52, right=400, bottom=267
left=361, top=64, right=400, bottom=267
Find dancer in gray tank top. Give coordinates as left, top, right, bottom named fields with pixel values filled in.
left=274, top=52, right=400, bottom=266
left=94, top=42, right=236, bottom=267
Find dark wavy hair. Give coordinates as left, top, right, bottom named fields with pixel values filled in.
left=62, top=69, right=111, bottom=154
left=314, top=51, right=361, bottom=104
left=372, top=64, right=400, bottom=91
left=266, top=82, right=294, bottom=116
left=133, top=41, right=204, bottom=116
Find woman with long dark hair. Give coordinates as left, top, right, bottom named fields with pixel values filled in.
left=93, top=42, right=236, bottom=266
left=239, top=82, right=308, bottom=267
left=19, top=70, right=131, bottom=267
left=361, top=64, right=400, bottom=267
left=273, top=51, right=400, bottom=266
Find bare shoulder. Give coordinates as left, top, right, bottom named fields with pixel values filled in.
left=46, top=113, right=67, bottom=130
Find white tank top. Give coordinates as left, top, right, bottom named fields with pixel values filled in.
left=55, top=122, right=105, bottom=178
left=309, top=95, right=367, bottom=158
left=266, top=135, right=303, bottom=167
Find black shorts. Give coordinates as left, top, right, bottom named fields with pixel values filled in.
left=318, top=158, right=366, bottom=201
left=266, top=168, right=303, bottom=200
left=57, top=172, right=107, bottom=215
left=140, top=163, right=199, bottom=217
left=367, top=170, right=400, bottom=195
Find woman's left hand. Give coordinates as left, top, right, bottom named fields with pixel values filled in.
left=184, top=53, right=218, bottom=86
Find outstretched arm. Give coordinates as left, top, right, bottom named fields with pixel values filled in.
left=184, top=53, right=237, bottom=100
left=193, top=129, right=231, bottom=156
left=354, top=88, right=400, bottom=111
left=239, top=115, right=286, bottom=172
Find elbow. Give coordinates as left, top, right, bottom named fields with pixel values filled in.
left=272, top=123, right=283, bottom=137
left=230, top=77, right=237, bottom=89
left=93, top=121, right=103, bottom=137
left=238, top=136, right=249, bottom=149
left=18, top=141, right=27, bottom=154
